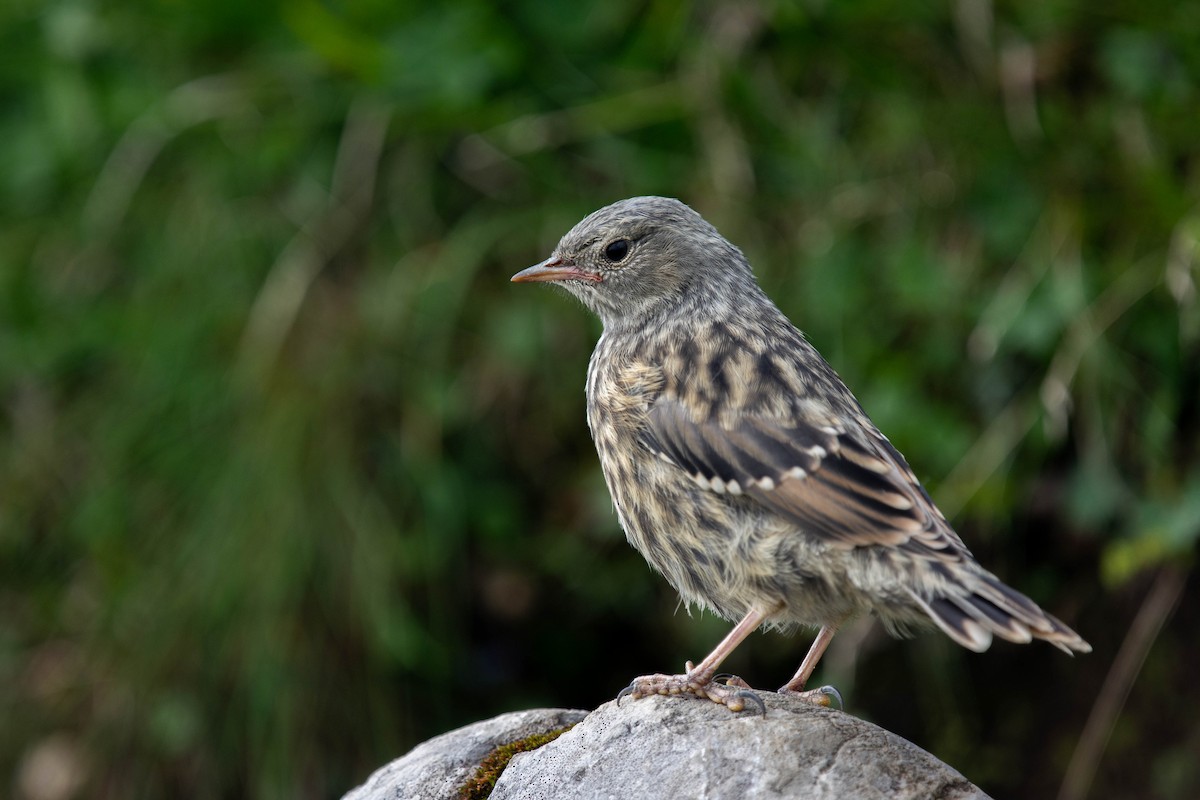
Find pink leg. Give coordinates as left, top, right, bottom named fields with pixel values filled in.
left=781, top=623, right=839, bottom=692
left=621, top=605, right=776, bottom=712
left=773, top=623, right=845, bottom=708
left=686, top=605, right=770, bottom=683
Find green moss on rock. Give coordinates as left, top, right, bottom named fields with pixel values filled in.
left=456, top=724, right=577, bottom=800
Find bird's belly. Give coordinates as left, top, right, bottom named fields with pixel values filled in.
left=603, top=451, right=863, bottom=627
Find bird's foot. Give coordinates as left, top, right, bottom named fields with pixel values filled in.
left=777, top=684, right=844, bottom=710
left=617, top=662, right=765, bottom=714
left=713, top=673, right=753, bottom=690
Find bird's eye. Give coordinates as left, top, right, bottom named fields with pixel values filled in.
left=603, top=239, right=630, bottom=263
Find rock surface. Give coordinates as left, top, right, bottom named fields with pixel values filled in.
left=344, top=695, right=992, bottom=800
left=342, top=708, right=587, bottom=800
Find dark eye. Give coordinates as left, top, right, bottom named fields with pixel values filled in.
left=603, top=239, right=630, bottom=262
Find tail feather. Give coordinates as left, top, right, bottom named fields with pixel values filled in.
left=911, top=593, right=993, bottom=652
left=906, top=571, right=1092, bottom=655
left=953, top=593, right=1034, bottom=644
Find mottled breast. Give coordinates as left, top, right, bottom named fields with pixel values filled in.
left=584, top=330, right=794, bottom=620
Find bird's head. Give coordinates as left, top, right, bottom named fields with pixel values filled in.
left=511, top=196, right=754, bottom=329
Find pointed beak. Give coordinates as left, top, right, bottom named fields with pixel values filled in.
left=511, top=256, right=602, bottom=284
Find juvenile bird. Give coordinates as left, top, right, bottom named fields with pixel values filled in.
left=512, top=196, right=1090, bottom=712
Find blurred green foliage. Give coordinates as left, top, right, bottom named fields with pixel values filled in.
left=2, top=1, right=1198, bottom=799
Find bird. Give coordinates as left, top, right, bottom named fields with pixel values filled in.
left=511, top=196, right=1091, bottom=712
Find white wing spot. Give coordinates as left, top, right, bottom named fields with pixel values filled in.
left=756, top=476, right=776, bottom=491
left=861, top=456, right=892, bottom=474
left=710, top=477, right=727, bottom=494
left=726, top=480, right=742, bottom=495
left=785, top=466, right=807, bottom=480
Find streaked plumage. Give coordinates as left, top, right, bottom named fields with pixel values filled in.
left=513, top=196, right=1089, bottom=711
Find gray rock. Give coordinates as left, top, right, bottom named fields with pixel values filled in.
left=492, top=695, right=990, bottom=800
left=344, top=696, right=991, bottom=800
left=342, top=708, right=587, bottom=800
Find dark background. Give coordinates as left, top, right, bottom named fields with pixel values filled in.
left=2, top=2, right=1198, bottom=798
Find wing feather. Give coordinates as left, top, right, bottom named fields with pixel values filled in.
left=644, top=398, right=971, bottom=561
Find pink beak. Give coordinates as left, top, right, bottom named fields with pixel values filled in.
left=511, top=256, right=602, bottom=283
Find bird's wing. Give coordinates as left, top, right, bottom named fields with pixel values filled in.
left=643, top=397, right=972, bottom=562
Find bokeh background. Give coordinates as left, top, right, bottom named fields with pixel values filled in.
left=3, top=1, right=1198, bottom=798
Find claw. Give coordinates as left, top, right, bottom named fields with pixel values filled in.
left=616, top=682, right=638, bottom=706
left=713, top=673, right=753, bottom=690
left=732, top=689, right=767, bottom=716
left=811, top=685, right=844, bottom=710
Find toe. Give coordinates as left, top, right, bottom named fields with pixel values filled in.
left=778, top=684, right=844, bottom=710
left=730, top=689, right=766, bottom=716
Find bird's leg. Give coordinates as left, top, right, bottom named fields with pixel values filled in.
left=781, top=623, right=837, bottom=691
left=618, top=605, right=775, bottom=712
left=778, top=622, right=843, bottom=708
